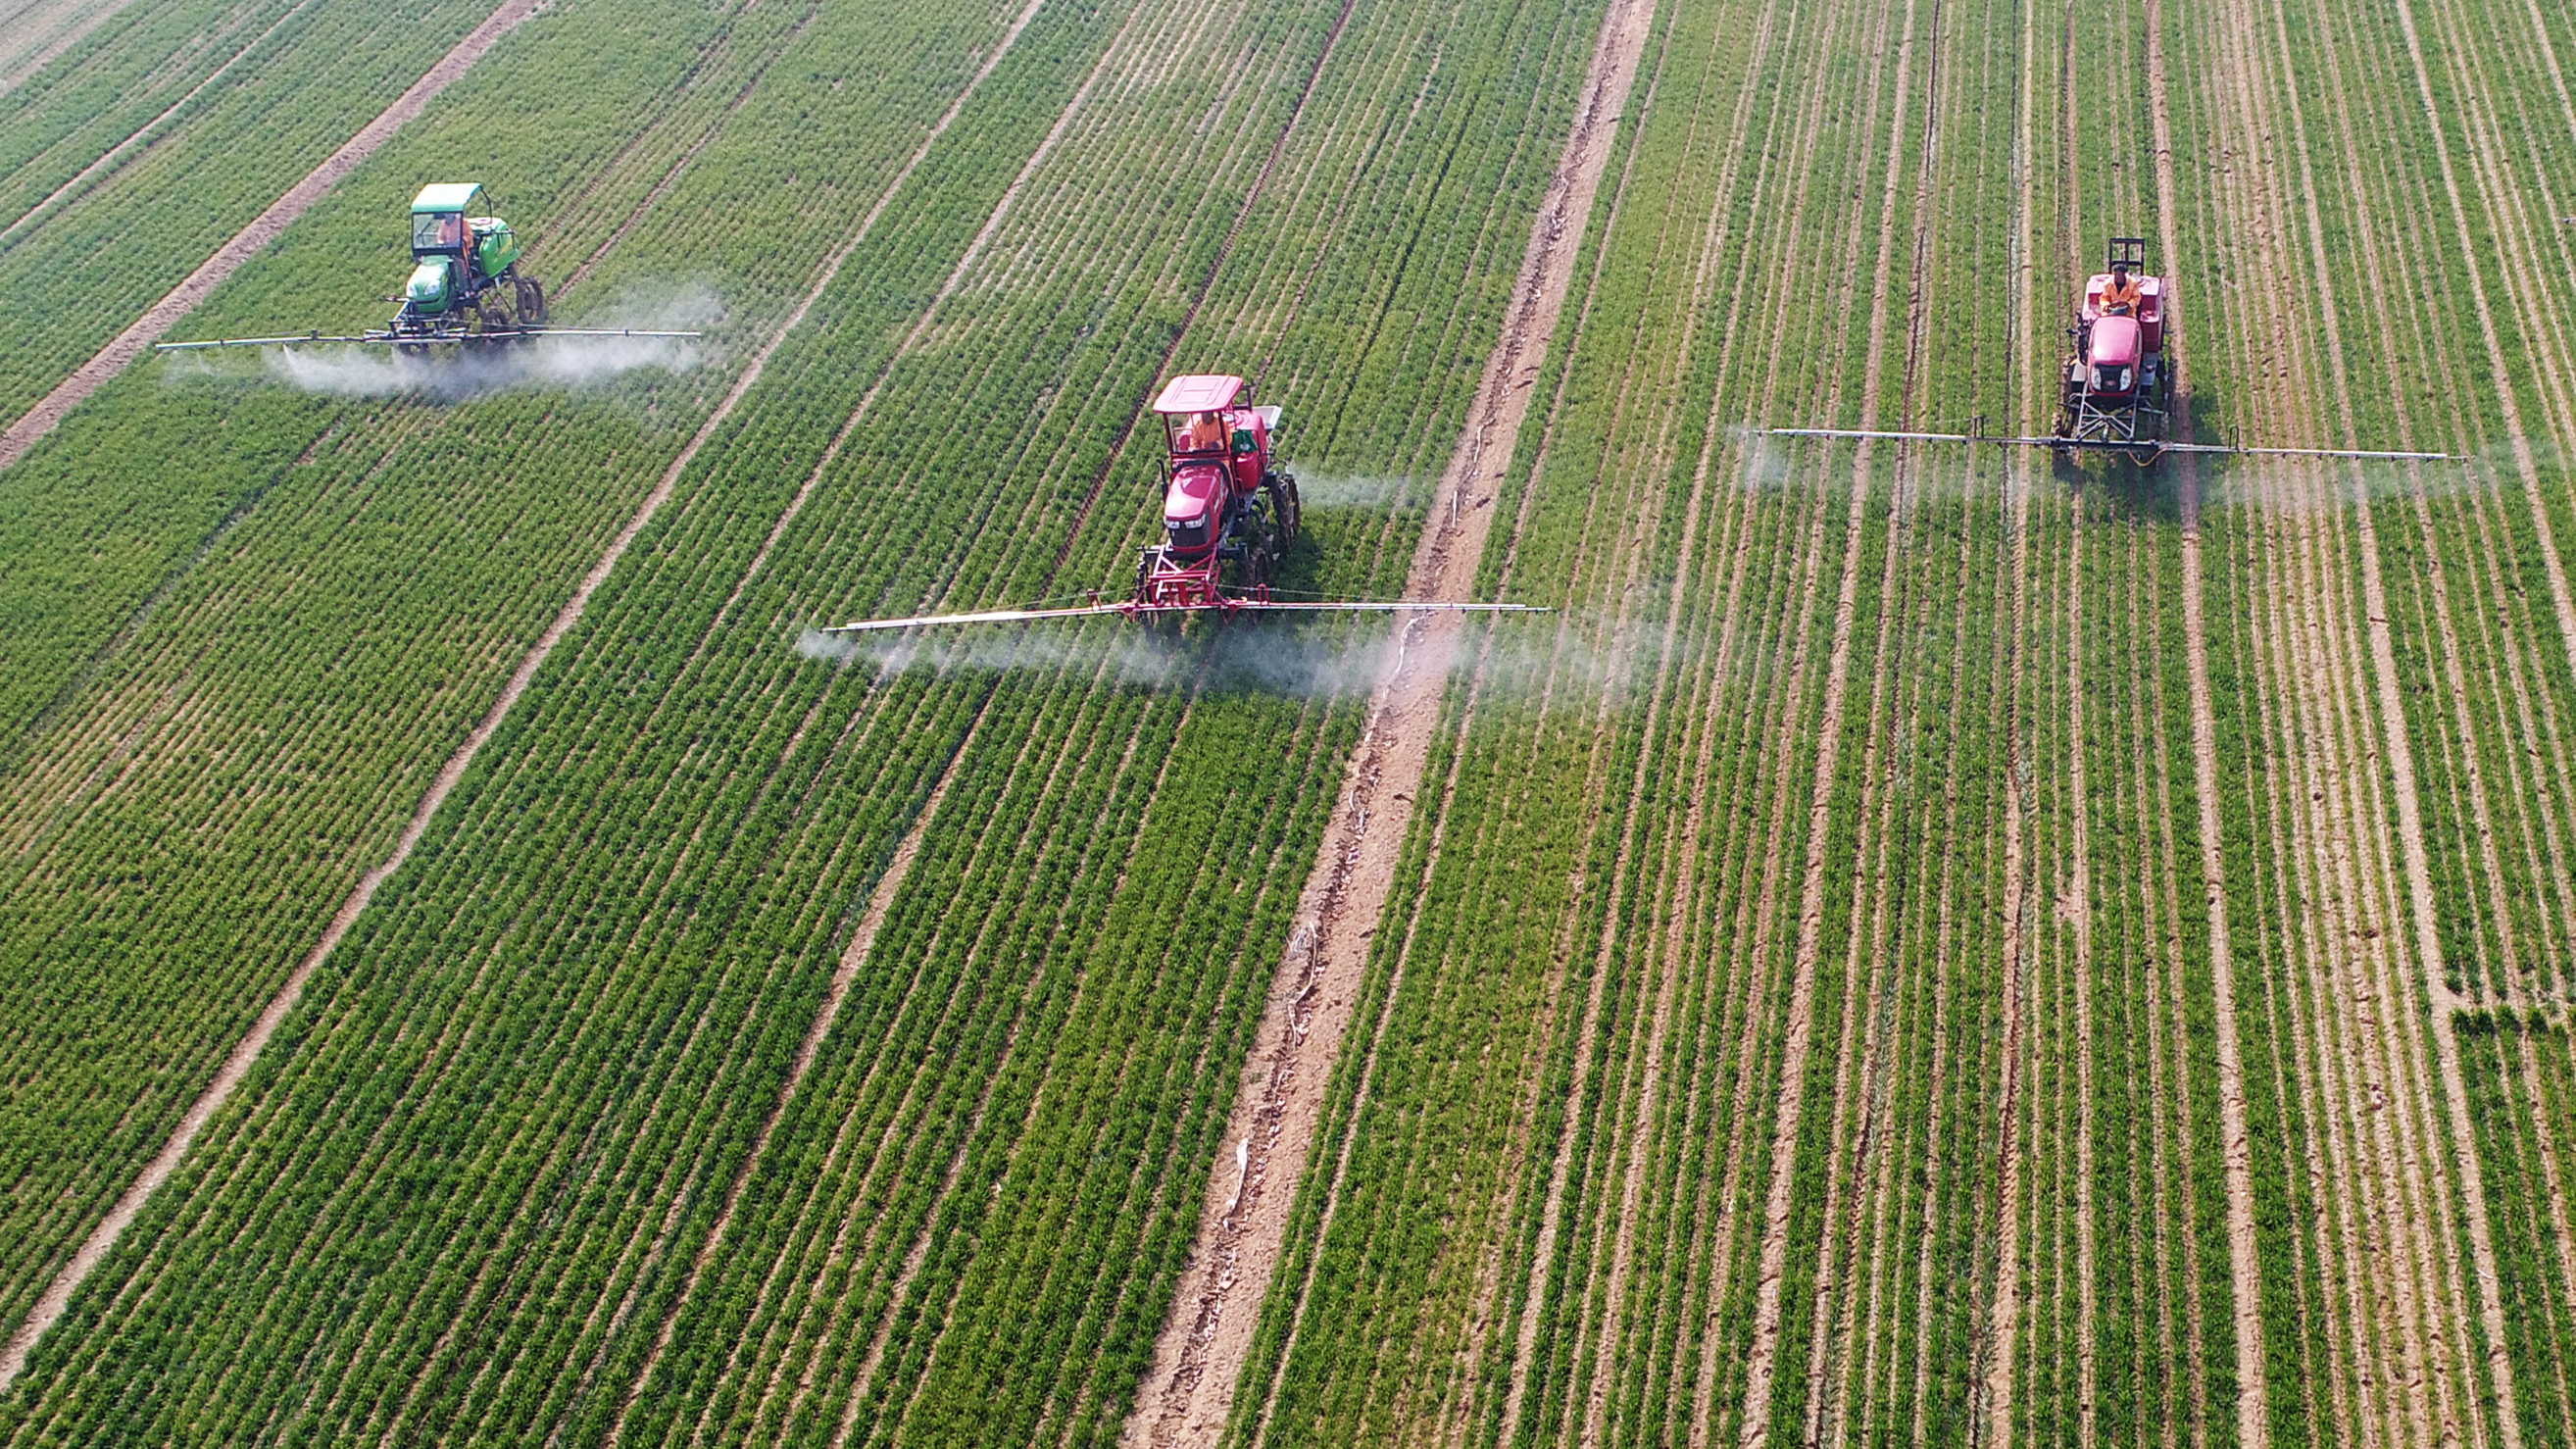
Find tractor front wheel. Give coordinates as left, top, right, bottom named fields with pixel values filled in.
left=516, top=275, right=547, bottom=328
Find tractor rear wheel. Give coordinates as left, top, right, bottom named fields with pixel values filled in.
left=1265, top=473, right=1301, bottom=548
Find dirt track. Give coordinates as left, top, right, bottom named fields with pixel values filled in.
left=0, top=0, right=1039, bottom=1392
left=0, top=0, right=542, bottom=473
left=0, top=0, right=137, bottom=92
left=1119, top=1, right=1656, bottom=1440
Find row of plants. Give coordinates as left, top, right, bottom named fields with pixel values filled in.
left=0, top=0, right=1063, bottom=1358
left=0, top=0, right=1612, bottom=1441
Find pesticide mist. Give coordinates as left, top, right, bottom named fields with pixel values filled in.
left=794, top=606, right=1657, bottom=712
left=178, top=283, right=721, bottom=401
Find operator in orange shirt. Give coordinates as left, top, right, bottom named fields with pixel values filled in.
left=2100, top=263, right=2144, bottom=316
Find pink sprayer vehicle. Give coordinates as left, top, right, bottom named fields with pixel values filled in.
left=822, top=373, right=1544, bottom=636
left=2058, top=237, right=2172, bottom=462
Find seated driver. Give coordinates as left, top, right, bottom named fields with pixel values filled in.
left=1184, top=412, right=1223, bottom=451
left=2100, top=263, right=2143, bottom=316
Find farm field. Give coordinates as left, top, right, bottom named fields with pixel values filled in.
left=1, top=0, right=2573, bottom=1446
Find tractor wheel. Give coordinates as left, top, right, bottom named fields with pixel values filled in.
left=1134, top=549, right=1156, bottom=606
left=1244, top=542, right=1273, bottom=590
left=1265, top=473, right=1301, bottom=548
left=517, top=275, right=548, bottom=328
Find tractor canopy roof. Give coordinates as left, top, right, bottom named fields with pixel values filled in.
left=1152, top=374, right=1246, bottom=415
left=411, top=182, right=485, bottom=214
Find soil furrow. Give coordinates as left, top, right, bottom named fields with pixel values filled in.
left=0, top=0, right=543, bottom=471
left=0, top=3, right=1043, bottom=1391
left=1120, top=1, right=1656, bottom=1440
left=2142, top=2, right=2266, bottom=1438
left=0, top=0, right=324, bottom=247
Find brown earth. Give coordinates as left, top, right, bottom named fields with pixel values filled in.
left=1118, top=1, right=1656, bottom=1441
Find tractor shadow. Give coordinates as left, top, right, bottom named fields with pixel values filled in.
left=2048, top=381, right=2222, bottom=526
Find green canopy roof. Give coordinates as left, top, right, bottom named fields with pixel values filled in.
left=410, top=182, right=484, bottom=213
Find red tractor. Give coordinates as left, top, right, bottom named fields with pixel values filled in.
left=2057, top=236, right=2171, bottom=460
left=1134, top=374, right=1302, bottom=609
left=1768, top=234, right=2449, bottom=469
left=819, top=372, right=1549, bottom=638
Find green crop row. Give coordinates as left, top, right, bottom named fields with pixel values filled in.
left=0, top=0, right=520, bottom=421
left=0, top=0, right=1060, bottom=1355
left=2456, top=1011, right=2576, bottom=1449
left=0, top=0, right=1610, bottom=1440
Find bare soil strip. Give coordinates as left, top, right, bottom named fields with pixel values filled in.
left=0, top=0, right=542, bottom=469
left=2140, top=3, right=2268, bottom=1440
left=1119, top=4, right=1655, bottom=1442
left=0, top=0, right=137, bottom=92
left=1982, top=156, right=2039, bottom=1449
left=0, top=0, right=324, bottom=247
left=0, top=9, right=1055, bottom=1394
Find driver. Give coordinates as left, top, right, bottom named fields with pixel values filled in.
left=1183, top=412, right=1223, bottom=451
left=2100, top=262, right=2143, bottom=316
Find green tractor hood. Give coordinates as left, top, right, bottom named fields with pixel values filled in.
left=406, top=257, right=457, bottom=311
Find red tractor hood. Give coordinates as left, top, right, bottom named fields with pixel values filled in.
left=2089, top=314, right=2143, bottom=368
left=1164, top=463, right=1227, bottom=527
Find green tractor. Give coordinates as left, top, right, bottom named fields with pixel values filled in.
left=153, top=182, right=701, bottom=357
left=393, top=182, right=544, bottom=343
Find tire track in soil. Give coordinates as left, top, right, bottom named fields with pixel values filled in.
left=2046, top=6, right=2102, bottom=1436
left=2141, top=1, right=2267, bottom=1439
left=589, top=0, right=1352, bottom=1424
left=1733, top=0, right=1939, bottom=1435
left=0, top=0, right=543, bottom=471
left=2254, top=0, right=2526, bottom=1437
left=1119, top=2, right=1656, bottom=1442
left=0, top=0, right=1045, bottom=1397
left=1981, top=0, right=2043, bottom=1422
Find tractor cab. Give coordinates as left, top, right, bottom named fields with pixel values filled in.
left=1152, top=375, right=1281, bottom=560
left=403, top=183, right=522, bottom=323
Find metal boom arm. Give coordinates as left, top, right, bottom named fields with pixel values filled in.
left=155, top=327, right=703, bottom=352
left=821, top=599, right=1550, bottom=634
left=1766, top=425, right=2453, bottom=463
